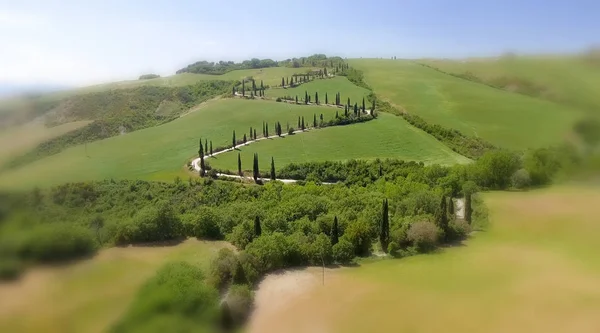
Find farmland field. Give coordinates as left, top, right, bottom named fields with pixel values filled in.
left=0, top=239, right=230, bottom=333
left=351, top=59, right=582, bottom=149
left=0, top=99, right=340, bottom=189
left=209, top=112, right=470, bottom=172
left=249, top=185, right=600, bottom=333
left=266, top=76, right=370, bottom=106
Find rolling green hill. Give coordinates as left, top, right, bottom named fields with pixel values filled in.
left=417, top=55, right=600, bottom=113
left=266, top=76, right=370, bottom=106
left=350, top=59, right=582, bottom=149
left=0, top=99, right=340, bottom=189
left=209, top=112, right=470, bottom=173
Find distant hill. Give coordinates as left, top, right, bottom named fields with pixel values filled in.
left=0, top=82, right=71, bottom=98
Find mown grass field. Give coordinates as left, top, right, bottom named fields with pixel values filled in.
left=0, top=239, right=230, bottom=333
left=418, top=55, right=600, bottom=113
left=209, top=112, right=470, bottom=172
left=350, top=59, right=582, bottom=149
left=252, top=185, right=600, bottom=333
left=266, top=76, right=370, bottom=106
left=0, top=99, right=340, bottom=189
left=0, top=120, right=91, bottom=167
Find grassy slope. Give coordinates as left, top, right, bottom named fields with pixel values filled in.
left=254, top=186, right=600, bottom=333
left=0, top=239, right=229, bottom=333
left=418, top=56, right=600, bottom=113
left=350, top=59, right=582, bottom=149
left=0, top=120, right=91, bottom=167
left=266, top=76, right=370, bottom=105
left=0, top=99, right=339, bottom=189
left=209, top=112, right=470, bottom=172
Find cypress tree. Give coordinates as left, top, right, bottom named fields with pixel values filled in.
left=313, top=114, right=317, bottom=127
left=262, top=122, right=266, bottom=137
left=362, top=97, right=366, bottom=113
left=301, top=116, right=305, bottom=130
left=252, top=153, right=259, bottom=182
left=210, top=141, right=213, bottom=155
left=205, top=139, right=208, bottom=154
left=335, top=110, right=339, bottom=118
left=237, top=153, right=242, bottom=176
left=372, top=99, right=376, bottom=114
left=199, top=138, right=205, bottom=176
left=242, top=80, right=245, bottom=97
left=378, top=163, right=383, bottom=177
left=325, top=92, right=328, bottom=105
left=380, top=199, right=390, bottom=252
left=265, top=123, right=269, bottom=137
left=261, top=80, right=264, bottom=90
left=344, top=104, right=348, bottom=117
left=331, top=216, right=339, bottom=246
left=254, top=216, right=262, bottom=236
left=295, top=95, right=298, bottom=104
left=250, top=127, right=253, bottom=140
left=320, top=113, right=323, bottom=124
left=270, top=157, right=276, bottom=180
left=253, top=129, right=257, bottom=140
left=465, top=193, right=472, bottom=223
left=298, top=116, right=301, bottom=129
left=243, top=133, right=247, bottom=144
left=437, top=196, right=449, bottom=238
left=198, top=138, right=203, bottom=158
left=354, top=103, right=358, bottom=116
left=281, top=77, right=285, bottom=87
left=315, top=91, right=319, bottom=105
left=232, top=86, right=236, bottom=96
left=286, top=77, right=289, bottom=86
left=324, top=67, right=328, bottom=76
left=305, top=91, right=308, bottom=104
left=232, top=130, right=236, bottom=148
left=347, top=97, right=350, bottom=106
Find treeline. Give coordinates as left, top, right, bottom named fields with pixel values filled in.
left=6, top=81, right=233, bottom=169
left=138, top=74, right=160, bottom=80
left=279, top=54, right=345, bottom=68
left=176, top=59, right=278, bottom=75
left=338, top=66, right=371, bottom=90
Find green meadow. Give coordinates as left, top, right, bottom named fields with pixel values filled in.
left=209, top=112, right=470, bottom=173
left=350, top=59, right=582, bottom=149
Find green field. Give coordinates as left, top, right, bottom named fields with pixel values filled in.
left=0, top=239, right=229, bottom=333
left=266, top=76, right=371, bottom=106
left=351, top=59, right=582, bottom=149
left=418, top=55, right=600, bottom=113
left=252, top=186, right=600, bottom=333
left=0, top=120, right=91, bottom=167
left=0, top=99, right=341, bottom=189
left=209, top=112, right=470, bottom=172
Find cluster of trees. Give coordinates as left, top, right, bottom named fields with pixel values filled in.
left=138, top=74, right=160, bottom=80
left=279, top=54, right=345, bottom=68
left=234, top=79, right=266, bottom=98
left=176, top=58, right=278, bottom=75
left=8, top=81, right=234, bottom=170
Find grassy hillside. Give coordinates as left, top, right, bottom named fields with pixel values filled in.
left=209, top=113, right=470, bottom=172
left=0, top=239, right=229, bottom=333
left=266, top=76, right=371, bottom=106
left=350, top=59, right=582, bottom=149
left=252, top=186, right=600, bottom=333
left=0, top=99, right=340, bottom=189
left=418, top=55, right=600, bottom=113
left=0, top=120, right=91, bottom=167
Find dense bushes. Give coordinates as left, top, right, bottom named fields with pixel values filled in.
left=406, top=221, right=440, bottom=252
left=111, top=262, right=220, bottom=333
left=114, top=203, right=183, bottom=244
left=138, top=74, right=160, bottom=80
left=177, top=58, right=278, bottom=75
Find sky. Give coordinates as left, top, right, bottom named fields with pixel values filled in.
left=0, top=0, right=598, bottom=87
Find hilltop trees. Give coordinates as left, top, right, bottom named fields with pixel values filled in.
left=270, top=157, right=276, bottom=180
left=380, top=199, right=390, bottom=252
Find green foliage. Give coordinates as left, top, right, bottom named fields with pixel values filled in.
left=344, top=219, right=374, bottom=256
left=447, top=219, right=471, bottom=241
left=224, top=284, right=254, bottom=327
left=407, top=221, right=440, bottom=252
left=114, top=202, right=183, bottom=244
left=0, top=257, right=23, bottom=280
left=177, top=58, right=278, bottom=75
left=111, top=261, right=220, bottom=333
left=511, top=168, right=531, bottom=189
left=470, top=150, right=520, bottom=189
left=332, top=238, right=354, bottom=264
left=207, top=248, right=237, bottom=290
left=139, top=74, right=160, bottom=80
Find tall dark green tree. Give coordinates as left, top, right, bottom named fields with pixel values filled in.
left=250, top=127, right=253, bottom=140
left=261, top=80, right=264, bottom=91
left=331, top=216, right=339, bottom=246
left=270, top=157, right=276, bottom=180
left=325, top=92, right=328, bottom=105
left=286, top=77, right=289, bottom=86
left=315, top=92, right=319, bottom=104
left=313, top=114, right=317, bottom=127
left=262, top=122, right=266, bottom=137
left=252, top=153, right=259, bottom=182
left=252, top=79, right=256, bottom=95
left=232, top=86, right=236, bottom=96
left=254, top=216, right=262, bottom=237
left=354, top=103, right=358, bottom=116
left=209, top=141, right=213, bottom=156
left=362, top=97, right=366, bottom=113
left=205, top=139, right=208, bottom=154
left=305, top=91, right=308, bottom=104
left=198, top=138, right=205, bottom=176
left=380, top=199, right=390, bottom=252
left=253, top=129, right=257, bottom=140
left=198, top=138, right=203, bottom=158
left=242, top=80, right=245, bottom=97
left=281, top=77, right=285, bottom=87
left=295, top=95, right=298, bottom=104
left=301, top=116, right=305, bottom=130
left=335, top=110, right=339, bottom=118
left=347, top=97, right=350, bottom=106
left=344, top=104, right=348, bottom=117
left=324, top=67, right=328, bottom=76
left=298, top=116, right=301, bottom=129
left=238, top=153, right=242, bottom=176
left=462, top=181, right=477, bottom=224
left=447, top=197, right=454, bottom=216
left=436, top=196, right=449, bottom=238
left=371, top=99, right=376, bottom=114
left=265, top=123, right=269, bottom=137
left=243, top=133, right=247, bottom=143
left=232, top=130, right=236, bottom=148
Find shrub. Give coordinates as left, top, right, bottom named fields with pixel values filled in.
left=406, top=221, right=440, bottom=252
left=275, top=97, right=282, bottom=102
left=471, top=150, right=521, bottom=189
left=224, top=284, right=254, bottom=326
left=191, top=207, right=223, bottom=240
left=0, top=257, right=23, bottom=280
left=207, top=248, right=238, bottom=290
left=511, top=168, right=531, bottom=189
left=288, top=127, right=295, bottom=135
left=15, top=223, right=97, bottom=262
left=332, top=238, right=354, bottom=264
left=343, top=219, right=374, bottom=256
left=115, top=202, right=182, bottom=244
left=245, top=232, right=290, bottom=273
left=447, top=219, right=471, bottom=241
left=227, top=222, right=254, bottom=250
left=387, top=241, right=399, bottom=256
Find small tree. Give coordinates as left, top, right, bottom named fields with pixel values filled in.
left=362, top=97, right=366, bottom=113
left=242, top=80, right=245, bottom=97
left=250, top=127, right=253, bottom=140
left=205, top=139, right=208, bottom=154
left=295, top=95, right=298, bottom=104
left=331, top=216, right=339, bottom=246
left=448, top=197, right=454, bottom=216
left=262, top=122, right=266, bottom=137
left=265, top=123, right=269, bottom=137
left=436, top=196, right=449, bottom=239
left=243, top=134, right=247, bottom=144
left=252, top=153, right=259, bottom=182
left=232, top=130, right=236, bottom=148
left=301, top=116, right=305, bottom=130
left=380, top=199, right=390, bottom=252
left=238, top=153, right=242, bottom=176
left=313, top=114, right=317, bottom=127
left=462, top=181, right=478, bottom=224
left=335, top=110, right=339, bottom=118
left=305, top=91, right=308, bottom=104
left=315, top=91, right=319, bottom=105
left=270, top=157, right=276, bottom=180
left=210, top=141, right=213, bottom=155
left=253, top=129, right=257, bottom=140
left=281, top=77, right=285, bottom=87
left=297, top=116, right=301, bottom=129
left=354, top=103, right=358, bottom=116
left=260, top=80, right=264, bottom=91
left=254, top=216, right=262, bottom=237
left=325, top=92, right=328, bottom=105
left=371, top=99, right=376, bottom=114
left=199, top=138, right=205, bottom=176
